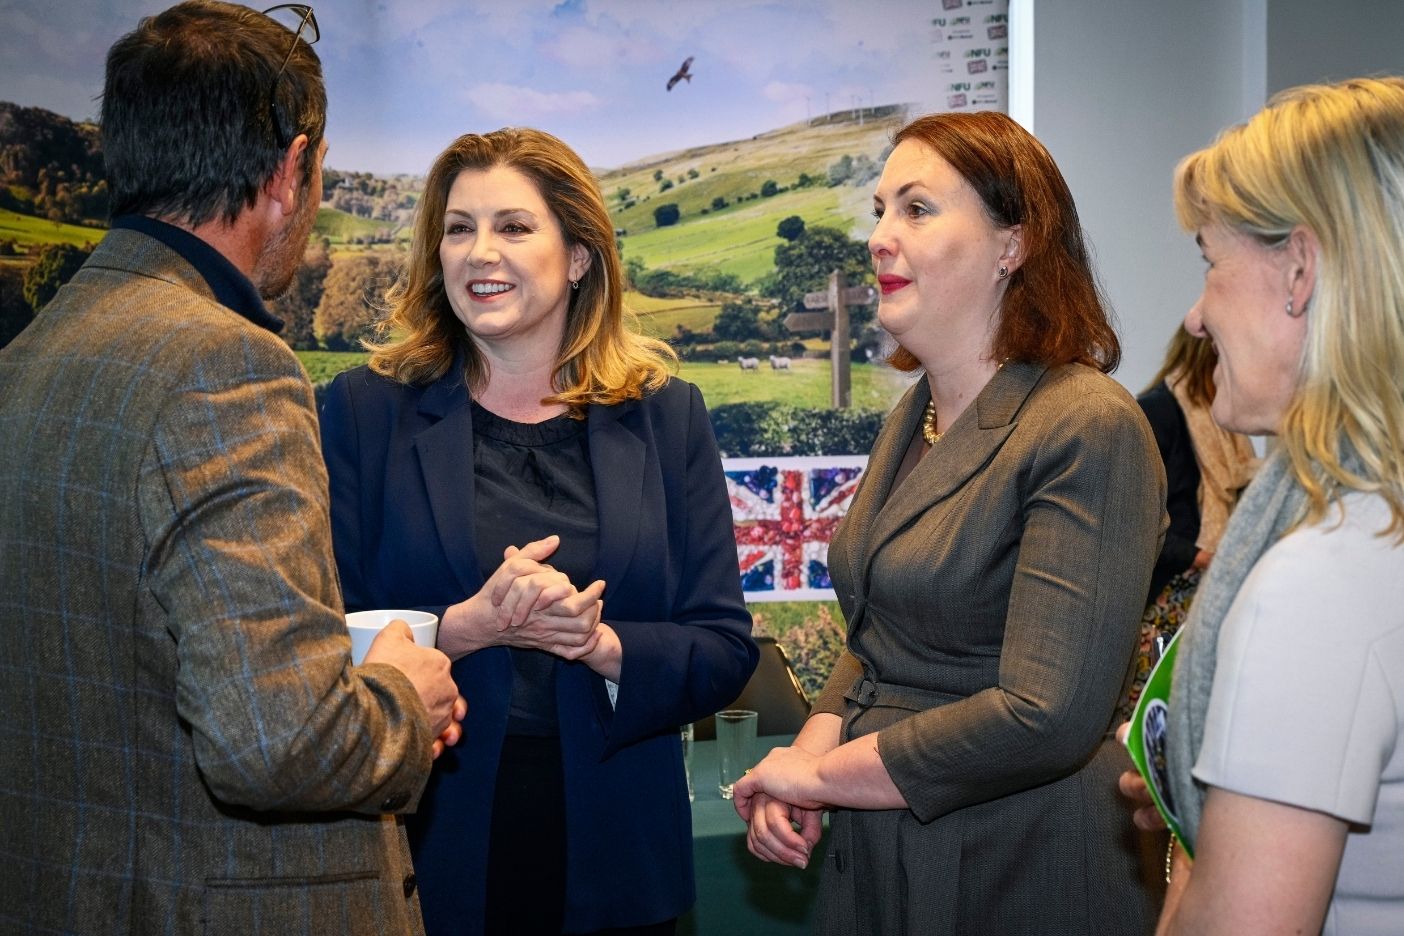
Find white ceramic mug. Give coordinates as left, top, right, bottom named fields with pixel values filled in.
left=346, top=609, right=439, bottom=665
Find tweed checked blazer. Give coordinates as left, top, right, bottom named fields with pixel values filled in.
left=0, top=229, right=434, bottom=935
left=811, top=362, right=1166, bottom=936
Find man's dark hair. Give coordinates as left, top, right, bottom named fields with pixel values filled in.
left=101, top=0, right=326, bottom=227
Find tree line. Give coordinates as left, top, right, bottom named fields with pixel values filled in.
left=0, top=101, right=107, bottom=226
left=3, top=213, right=878, bottom=356
left=0, top=240, right=403, bottom=354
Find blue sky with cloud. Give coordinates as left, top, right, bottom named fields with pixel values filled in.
left=1, top=0, right=954, bottom=174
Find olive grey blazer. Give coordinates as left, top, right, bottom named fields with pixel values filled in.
left=813, top=361, right=1166, bottom=936
left=0, top=230, right=433, bottom=935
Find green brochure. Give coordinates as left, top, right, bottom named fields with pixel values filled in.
left=1124, top=629, right=1192, bottom=858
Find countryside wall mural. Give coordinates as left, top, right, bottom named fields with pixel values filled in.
left=0, top=0, right=1009, bottom=692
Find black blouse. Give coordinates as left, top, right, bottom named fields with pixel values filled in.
left=471, top=401, right=598, bottom=737
left=1136, top=380, right=1202, bottom=602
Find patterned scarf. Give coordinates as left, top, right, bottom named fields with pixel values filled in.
left=1164, top=447, right=1306, bottom=849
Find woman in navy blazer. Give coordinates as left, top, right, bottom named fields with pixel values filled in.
left=320, top=128, right=756, bottom=936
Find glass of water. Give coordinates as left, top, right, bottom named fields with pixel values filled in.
left=681, top=723, right=695, bottom=801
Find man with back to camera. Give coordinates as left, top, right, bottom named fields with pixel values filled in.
left=0, top=3, right=466, bottom=933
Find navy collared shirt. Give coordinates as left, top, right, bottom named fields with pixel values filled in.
left=111, top=214, right=285, bottom=334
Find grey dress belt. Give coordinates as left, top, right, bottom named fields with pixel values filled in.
left=844, top=675, right=962, bottom=712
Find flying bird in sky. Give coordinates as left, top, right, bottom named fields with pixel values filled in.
left=666, top=56, right=694, bottom=92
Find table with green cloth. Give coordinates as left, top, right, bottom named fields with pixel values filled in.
left=678, top=734, right=827, bottom=936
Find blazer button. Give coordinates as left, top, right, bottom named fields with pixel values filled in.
left=380, top=791, right=410, bottom=812
left=403, top=874, right=417, bottom=898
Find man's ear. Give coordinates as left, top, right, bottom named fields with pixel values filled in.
left=267, top=134, right=311, bottom=217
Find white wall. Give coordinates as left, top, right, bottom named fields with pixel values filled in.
left=1027, top=0, right=1404, bottom=395
left=1029, top=0, right=1264, bottom=393
left=1267, top=0, right=1404, bottom=94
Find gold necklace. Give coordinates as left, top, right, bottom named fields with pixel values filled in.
left=922, top=359, right=1006, bottom=446
left=922, top=399, right=942, bottom=446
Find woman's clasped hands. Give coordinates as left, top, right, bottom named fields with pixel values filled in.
left=437, top=534, right=608, bottom=663
left=733, top=746, right=827, bottom=870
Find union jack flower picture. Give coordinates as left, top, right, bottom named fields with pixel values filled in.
left=723, top=456, right=868, bottom=601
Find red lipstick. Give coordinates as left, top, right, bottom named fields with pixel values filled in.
left=877, top=274, right=910, bottom=295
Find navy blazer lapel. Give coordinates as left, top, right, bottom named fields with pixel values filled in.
left=587, top=400, right=645, bottom=589
left=412, top=367, right=485, bottom=597
left=862, top=361, right=1046, bottom=570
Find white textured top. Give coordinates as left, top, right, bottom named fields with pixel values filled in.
left=1195, top=491, right=1404, bottom=936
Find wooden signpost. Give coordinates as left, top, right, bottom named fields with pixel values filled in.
left=783, top=271, right=877, bottom=409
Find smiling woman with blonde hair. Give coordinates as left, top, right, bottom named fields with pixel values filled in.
left=367, top=128, right=674, bottom=409
left=319, top=127, right=756, bottom=936
left=1143, top=76, right=1404, bottom=936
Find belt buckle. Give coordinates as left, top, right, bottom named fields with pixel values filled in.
left=854, top=676, right=878, bottom=707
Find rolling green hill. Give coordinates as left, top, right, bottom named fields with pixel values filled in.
left=0, top=209, right=104, bottom=250
left=296, top=350, right=910, bottom=410
left=679, top=358, right=910, bottom=410
left=621, top=186, right=846, bottom=283
left=624, top=291, right=723, bottom=339
left=602, top=107, right=901, bottom=284
left=0, top=205, right=396, bottom=254
left=313, top=207, right=406, bottom=245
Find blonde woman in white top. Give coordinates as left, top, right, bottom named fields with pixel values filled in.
left=1146, top=76, right=1404, bottom=936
